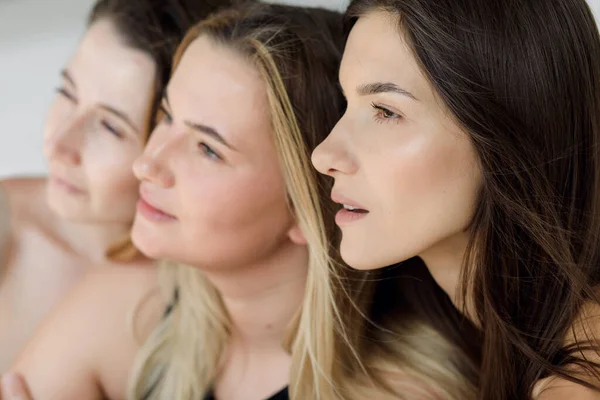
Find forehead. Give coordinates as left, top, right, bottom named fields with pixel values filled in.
left=341, top=11, right=428, bottom=99
left=66, top=19, right=156, bottom=125
left=167, top=35, right=272, bottom=153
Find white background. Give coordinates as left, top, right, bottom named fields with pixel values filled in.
left=0, top=0, right=598, bottom=178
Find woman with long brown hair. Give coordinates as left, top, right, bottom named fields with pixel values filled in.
left=312, top=0, right=600, bottom=398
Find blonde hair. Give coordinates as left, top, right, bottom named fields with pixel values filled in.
left=335, top=264, right=480, bottom=399
left=128, top=4, right=348, bottom=399
left=128, top=4, right=477, bottom=400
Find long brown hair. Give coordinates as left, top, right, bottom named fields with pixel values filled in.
left=346, top=0, right=600, bottom=398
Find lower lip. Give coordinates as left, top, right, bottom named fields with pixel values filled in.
left=51, top=176, right=85, bottom=195
left=335, top=208, right=369, bottom=225
left=136, top=198, right=176, bottom=222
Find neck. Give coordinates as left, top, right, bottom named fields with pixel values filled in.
left=420, top=230, right=475, bottom=318
left=204, top=240, right=308, bottom=350
left=56, top=218, right=132, bottom=264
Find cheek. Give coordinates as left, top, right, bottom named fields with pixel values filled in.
left=176, top=168, right=292, bottom=266
left=43, top=98, right=72, bottom=143
left=364, top=132, right=480, bottom=260
left=389, top=136, right=478, bottom=212
left=392, top=137, right=466, bottom=199
left=83, top=141, right=141, bottom=207
left=182, top=169, right=289, bottom=233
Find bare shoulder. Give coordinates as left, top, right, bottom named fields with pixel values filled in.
left=0, top=178, right=13, bottom=272
left=12, top=262, right=164, bottom=400
left=349, top=368, right=450, bottom=400
left=531, top=297, right=600, bottom=400
left=0, top=177, right=50, bottom=252
left=0, top=176, right=48, bottom=218
left=94, top=261, right=165, bottom=344
left=533, top=376, right=600, bottom=399
left=565, top=296, right=600, bottom=352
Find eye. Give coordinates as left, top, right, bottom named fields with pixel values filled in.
left=56, top=87, right=77, bottom=103
left=371, top=102, right=402, bottom=123
left=198, top=143, right=222, bottom=161
left=101, top=120, right=124, bottom=138
left=158, top=105, right=173, bottom=125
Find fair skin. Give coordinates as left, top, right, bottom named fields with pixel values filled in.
left=132, top=35, right=307, bottom=399
left=1, top=35, right=309, bottom=400
left=0, top=18, right=155, bottom=371
left=312, top=11, right=600, bottom=400
left=5, top=265, right=162, bottom=400
left=312, top=11, right=480, bottom=302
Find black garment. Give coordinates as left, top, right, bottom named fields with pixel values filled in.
left=204, top=387, right=289, bottom=400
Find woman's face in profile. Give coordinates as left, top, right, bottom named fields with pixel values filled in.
left=312, top=11, right=481, bottom=271
left=132, top=36, right=302, bottom=269
left=43, top=18, right=156, bottom=225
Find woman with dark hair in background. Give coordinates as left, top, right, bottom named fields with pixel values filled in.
left=0, top=0, right=236, bottom=374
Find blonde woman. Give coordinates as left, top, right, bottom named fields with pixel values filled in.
left=127, top=5, right=348, bottom=398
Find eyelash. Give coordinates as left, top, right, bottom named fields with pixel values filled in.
left=158, top=105, right=173, bottom=125
left=56, top=87, right=76, bottom=103
left=101, top=120, right=124, bottom=139
left=198, top=143, right=222, bottom=160
left=371, top=102, right=403, bottom=124
left=57, top=87, right=123, bottom=139
left=159, top=105, right=222, bottom=161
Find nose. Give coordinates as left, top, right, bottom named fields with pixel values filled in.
left=132, top=127, right=177, bottom=188
left=311, top=117, right=358, bottom=177
left=44, top=114, right=85, bottom=166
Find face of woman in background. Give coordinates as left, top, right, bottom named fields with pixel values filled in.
left=44, top=18, right=156, bottom=224
left=312, top=11, right=481, bottom=271
left=132, top=35, right=303, bottom=270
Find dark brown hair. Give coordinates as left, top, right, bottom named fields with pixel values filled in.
left=346, top=0, right=600, bottom=398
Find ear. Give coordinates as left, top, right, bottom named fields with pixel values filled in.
left=287, top=223, right=308, bottom=245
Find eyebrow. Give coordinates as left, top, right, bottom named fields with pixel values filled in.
left=162, top=93, right=236, bottom=151
left=98, top=105, right=139, bottom=133
left=60, top=69, right=76, bottom=87
left=357, top=82, right=418, bottom=101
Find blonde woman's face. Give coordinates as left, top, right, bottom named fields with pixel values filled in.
left=132, top=36, right=301, bottom=269
left=44, top=19, right=155, bottom=223
left=312, top=12, right=481, bottom=270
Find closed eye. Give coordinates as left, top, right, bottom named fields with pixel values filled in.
left=101, top=120, right=124, bottom=139
left=56, top=87, right=77, bottom=103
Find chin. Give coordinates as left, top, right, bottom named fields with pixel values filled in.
left=340, top=236, right=415, bottom=271
left=339, top=242, right=378, bottom=270
left=46, top=184, right=89, bottom=217
left=131, top=222, right=168, bottom=260
left=46, top=196, right=90, bottom=222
